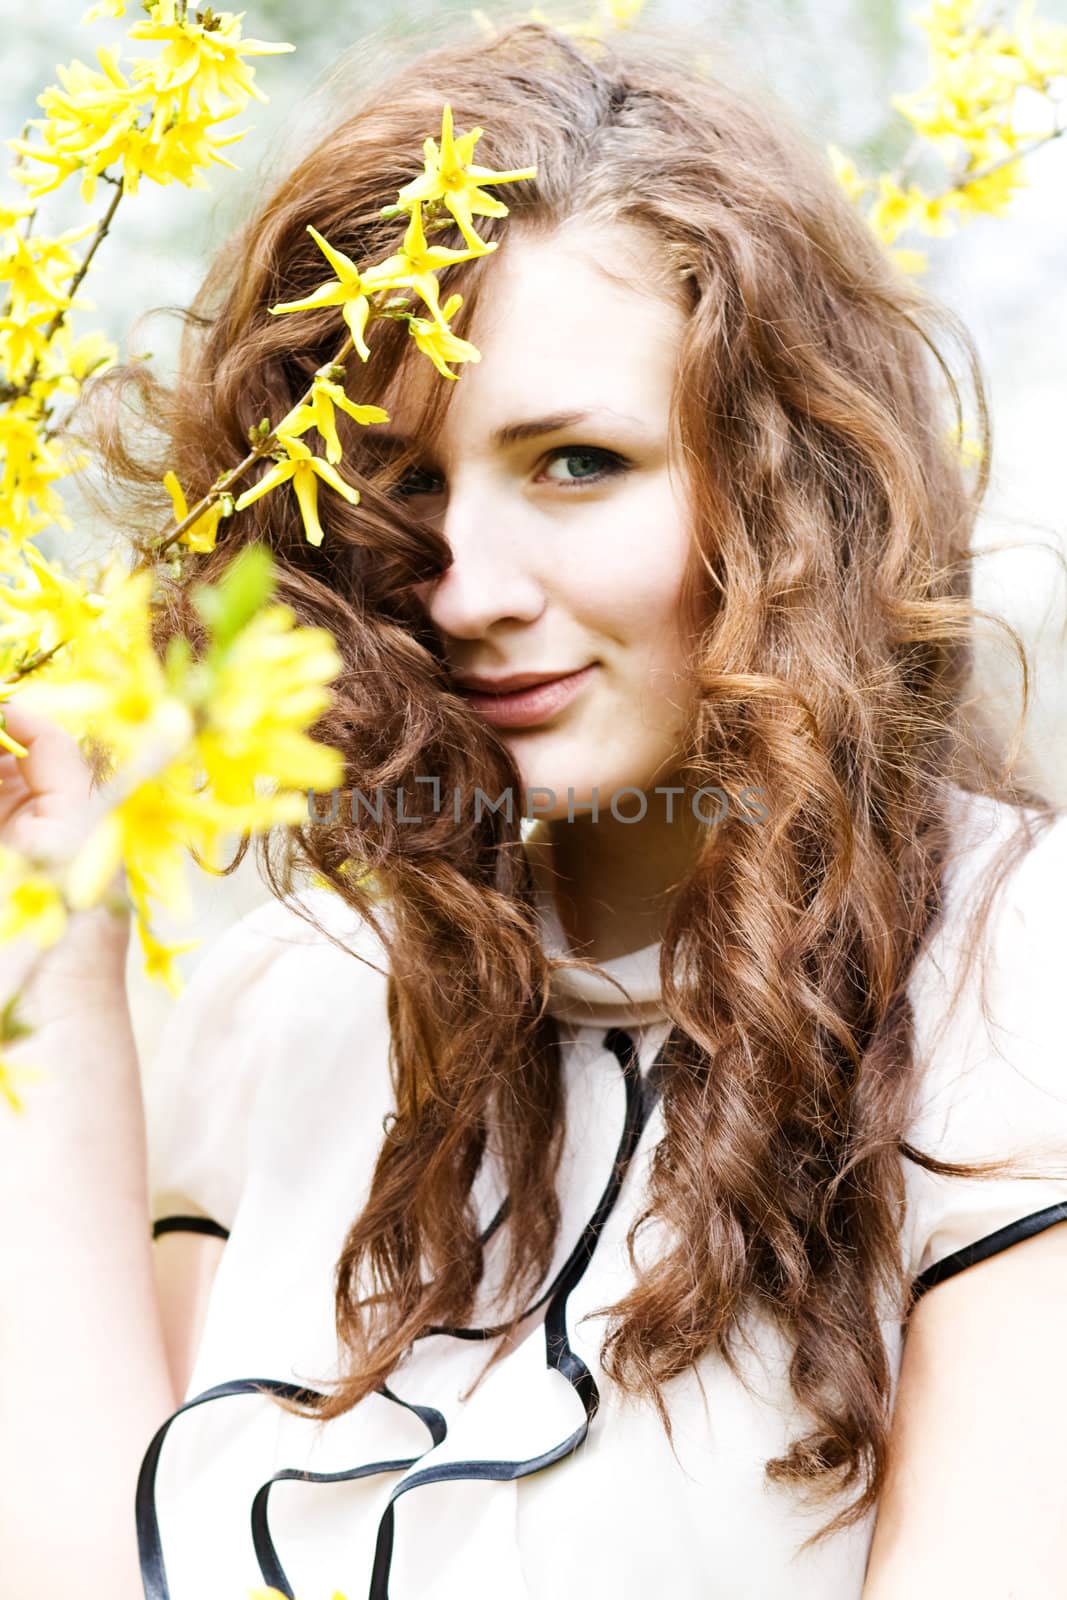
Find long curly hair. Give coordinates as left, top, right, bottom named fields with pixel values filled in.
left=71, top=15, right=1065, bottom=1546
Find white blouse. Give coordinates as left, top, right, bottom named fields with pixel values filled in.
left=140, top=788, right=1067, bottom=1600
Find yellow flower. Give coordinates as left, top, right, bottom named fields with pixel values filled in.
left=866, top=175, right=955, bottom=246
left=604, top=0, right=648, bottom=25
left=34, top=325, right=118, bottom=399
left=826, top=142, right=870, bottom=204
left=0, top=705, right=29, bottom=758
left=277, top=373, right=389, bottom=465
left=162, top=470, right=228, bottom=553
left=945, top=156, right=1028, bottom=219
left=135, top=918, right=200, bottom=996
left=142, top=112, right=248, bottom=191
left=0, top=405, right=75, bottom=539
left=5, top=141, right=84, bottom=202
left=246, top=1590, right=350, bottom=1600
left=0, top=1052, right=44, bottom=1115
left=1013, top=1, right=1067, bottom=80
left=0, top=848, right=69, bottom=947
left=81, top=0, right=129, bottom=20
left=8, top=46, right=142, bottom=205
left=13, top=565, right=174, bottom=768
left=63, top=758, right=210, bottom=916
left=0, top=309, right=55, bottom=388
left=127, top=5, right=294, bottom=123
left=947, top=418, right=985, bottom=467
left=406, top=293, right=481, bottom=379
left=234, top=434, right=361, bottom=547
left=7, top=19, right=275, bottom=203
left=361, top=202, right=495, bottom=330
left=392, top=102, right=536, bottom=254
left=195, top=604, right=345, bottom=806
left=0, top=198, right=34, bottom=234
left=0, top=226, right=91, bottom=323
left=0, top=540, right=105, bottom=660
left=269, top=225, right=383, bottom=361
left=890, top=246, right=929, bottom=275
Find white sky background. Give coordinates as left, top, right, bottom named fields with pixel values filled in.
left=2, top=0, right=1065, bottom=1058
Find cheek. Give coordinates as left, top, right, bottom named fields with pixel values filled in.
left=574, top=475, right=693, bottom=663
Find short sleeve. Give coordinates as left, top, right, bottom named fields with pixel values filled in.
left=143, top=887, right=374, bottom=1240
left=902, top=798, right=1067, bottom=1303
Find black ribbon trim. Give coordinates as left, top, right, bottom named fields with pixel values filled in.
left=136, top=1023, right=674, bottom=1600
left=136, top=1377, right=447, bottom=1600
left=910, top=1199, right=1067, bottom=1303
left=151, top=1215, right=231, bottom=1242
left=252, top=1025, right=669, bottom=1599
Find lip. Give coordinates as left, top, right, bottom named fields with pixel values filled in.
left=456, top=664, right=597, bottom=728
left=454, top=669, right=578, bottom=693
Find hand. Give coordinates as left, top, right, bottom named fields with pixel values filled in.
left=0, top=694, right=130, bottom=1007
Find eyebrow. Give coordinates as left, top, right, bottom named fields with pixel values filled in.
left=367, top=408, right=643, bottom=454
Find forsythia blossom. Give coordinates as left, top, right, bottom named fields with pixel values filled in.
left=7, top=6, right=292, bottom=205
left=827, top=0, right=1067, bottom=272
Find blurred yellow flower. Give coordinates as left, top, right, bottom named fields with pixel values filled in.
left=0, top=1051, right=44, bottom=1115
left=826, top=142, right=870, bottom=204
left=135, top=918, right=201, bottom=994
left=193, top=601, right=345, bottom=807
left=81, top=0, right=129, bottom=20
left=0, top=848, right=69, bottom=948
left=890, top=246, right=930, bottom=274
left=0, top=540, right=107, bottom=660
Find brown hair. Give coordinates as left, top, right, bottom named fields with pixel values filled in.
left=71, top=14, right=1065, bottom=1547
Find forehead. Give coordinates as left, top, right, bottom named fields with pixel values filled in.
left=375, top=220, right=689, bottom=446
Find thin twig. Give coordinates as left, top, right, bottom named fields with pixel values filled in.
left=0, top=177, right=125, bottom=404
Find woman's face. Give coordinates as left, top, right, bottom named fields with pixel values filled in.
left=382, top=220, right=699, bottom=822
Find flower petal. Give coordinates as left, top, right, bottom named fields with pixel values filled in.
left=234, top=461, right=295, bottom=510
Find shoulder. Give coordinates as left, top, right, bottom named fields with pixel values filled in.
left=907, top=787, right=1067, bottom=1080
left=144, top=882, right=393, bottom=1231
left=901, top=787, right=1067, bottom=1291
left=217, top=879, right=392, bottom=985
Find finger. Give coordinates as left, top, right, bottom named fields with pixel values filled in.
left=0, top=694, right=94, bottom=805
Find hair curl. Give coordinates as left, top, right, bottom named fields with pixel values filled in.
left=70, top=14, right=1067, bottom=1548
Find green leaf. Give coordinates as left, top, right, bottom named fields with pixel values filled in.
left=191, top=542, right=277, bottom=653
left=0, top=993, right=32, bottom=1046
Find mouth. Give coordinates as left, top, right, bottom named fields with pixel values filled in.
left=456, top=664, right=598, bottom=729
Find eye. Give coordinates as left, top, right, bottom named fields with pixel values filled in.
left=388, top=445, right=630, bottom=500
left=390, top=465, right=443, bottom=499
left=538, top=445, right=629, bottom=489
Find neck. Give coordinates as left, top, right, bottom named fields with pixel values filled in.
left=526, top=786, right=705, bottom=964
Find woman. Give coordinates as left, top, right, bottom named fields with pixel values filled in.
left=3, top=16, right=1067, bottom=1599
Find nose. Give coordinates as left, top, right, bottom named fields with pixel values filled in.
left=410, top=483, right=547, bottom=642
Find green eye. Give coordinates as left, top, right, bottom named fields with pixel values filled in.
left=543, top=446, right=627, bottom=487
left=390, top=444, right=629, bottom=500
